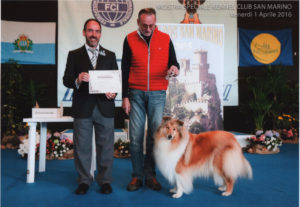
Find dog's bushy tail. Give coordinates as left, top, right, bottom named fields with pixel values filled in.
left=243, top=158, right=253, bottom=179
left=222, top=147, right=253, bottom=180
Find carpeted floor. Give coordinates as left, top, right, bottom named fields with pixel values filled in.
left=1, top=144, right=299, bottom=207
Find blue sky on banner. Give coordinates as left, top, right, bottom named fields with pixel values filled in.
left=239, top=28, right=293, bottom=67
left=1, top=20, right=56, bottom=65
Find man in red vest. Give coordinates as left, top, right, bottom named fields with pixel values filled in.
left=122, top=8, right=180, bottom=191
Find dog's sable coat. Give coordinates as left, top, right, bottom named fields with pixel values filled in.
left=154, top=117, right=252, bottom=198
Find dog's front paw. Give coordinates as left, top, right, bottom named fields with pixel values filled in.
left=169, top=188, right=177, bottom=193
left=172, top=192, right=183, bottom=198
left=222, top=191, right=232, bottom=197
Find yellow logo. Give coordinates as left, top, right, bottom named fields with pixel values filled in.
left=250, top=33, right=281, bottom=64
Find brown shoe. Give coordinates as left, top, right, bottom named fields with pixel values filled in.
left=127, top=177, right=143, bottom=191
left=145, top=177, right=162, bottom=191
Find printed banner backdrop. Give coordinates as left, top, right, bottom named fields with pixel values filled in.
left=159, top=24, right=224, bottom=132
left=239, top=28, right=293, bottom=67
left=1, top=20, right=56, bottom=64
left=58, top=0, right=237, bottom=107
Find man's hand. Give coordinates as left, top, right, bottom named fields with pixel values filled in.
left=105, top=93, right=116, bottom=100
left=122, top=97, right=131, bottom=115
left=167, top=65, right=179, bottom=79
left=77, top=72, right=90, bottom=84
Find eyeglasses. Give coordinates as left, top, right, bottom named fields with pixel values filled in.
left=141, top=24, right=155, bottom=30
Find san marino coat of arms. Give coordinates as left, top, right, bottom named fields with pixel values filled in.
left=13, top=34, right=33, bottom=53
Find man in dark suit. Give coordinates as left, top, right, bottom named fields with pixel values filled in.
left=63, top=19, right=118, bottom=195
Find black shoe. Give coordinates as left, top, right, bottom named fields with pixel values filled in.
left=145, top=177, right=162, bottom=191
left=100, top=183, right=112, bottom=194
left=127, top=177, right=143, bottom=191
left=75, top=183, right=89, bottom=195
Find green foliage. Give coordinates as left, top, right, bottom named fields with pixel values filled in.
left=1, top=60, right=24, bottom=136
left=24, top=79, right=47, bottom=108
left=244, top=65, right=298, bottom=131
left=247, top=83, right=272, bottom=130
left=1, top=59, right=47, bottom=136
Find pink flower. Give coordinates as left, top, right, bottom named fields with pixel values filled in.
left=287, top=129, right=293, bottom=138
left=259, top=135, right=265, bottom=141
left=54, top=132, right=60, bottom=137
left=47, top=133, right=52, bottom=139
left=66, top=138, right=73, bottom=144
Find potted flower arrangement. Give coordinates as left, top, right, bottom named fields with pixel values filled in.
left=245, top=130, right=282, bottom=154
left=39, top=132, right=73, bottom=159
left=18, top=132, right=40, bottom=158
left=242, top=65, right=298, bottom=149
left=277, top=114, right=299, bottom=143
left=114, top=139, right=130, bottom=158
left=18, top=131, right=74, bottom=160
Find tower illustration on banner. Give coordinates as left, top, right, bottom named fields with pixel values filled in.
left=178, top=0, right=206, bottom=24
left=164, top=50, right=223, bottom=133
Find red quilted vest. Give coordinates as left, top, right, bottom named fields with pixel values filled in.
left=127, top=27, right=170, bottom=91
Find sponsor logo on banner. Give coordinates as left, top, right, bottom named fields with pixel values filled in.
left=91, top=0, right=133, bottom=28
left=13, top=34, right=33, bottom=53
left=250, top=33, right=281, bottom=64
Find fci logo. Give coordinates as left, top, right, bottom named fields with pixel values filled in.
left=91, top=0, right=133, bottom=28
left=105, top=3, right=119, bottom=11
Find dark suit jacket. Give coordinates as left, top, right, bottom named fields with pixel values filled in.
left=63, top=45, right=118, bottom=118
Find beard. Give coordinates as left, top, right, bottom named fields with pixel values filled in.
left=86, top=36, right=99, bottom=48
left=141, top=30, right=152, bottom=37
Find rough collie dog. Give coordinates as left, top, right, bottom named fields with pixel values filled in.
left=154, top=117, right=252, bottom=198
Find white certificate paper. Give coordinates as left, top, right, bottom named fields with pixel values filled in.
left=89, top=70, right=121, bottom=94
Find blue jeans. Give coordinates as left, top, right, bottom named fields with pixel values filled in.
left=129, top=89, right=166, bottom=180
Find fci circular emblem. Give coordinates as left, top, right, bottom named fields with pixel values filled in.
left=250, top=33, right=281, bottom=64
left=91, top=0, right=133, bottom=28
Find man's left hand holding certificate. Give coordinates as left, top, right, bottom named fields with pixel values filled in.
left=89, top=70, right=122, bottom=95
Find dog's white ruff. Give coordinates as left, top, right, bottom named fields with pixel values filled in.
left=154, top=135, right=189, bottom=185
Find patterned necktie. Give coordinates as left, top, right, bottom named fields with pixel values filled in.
left=88, top=48, right=98, bottom=69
